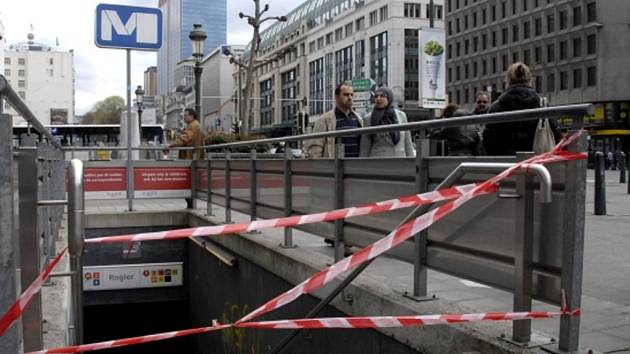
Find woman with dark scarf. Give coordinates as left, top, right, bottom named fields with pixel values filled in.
left=359, top=87, right=415, bottom=157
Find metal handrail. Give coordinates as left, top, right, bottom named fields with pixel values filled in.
left=204, top=104, right=593, bottom=150
left=0, top=75, right=62, bottom=149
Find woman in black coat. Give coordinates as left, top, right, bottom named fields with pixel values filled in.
left=483, top=62, right=561, bottom=155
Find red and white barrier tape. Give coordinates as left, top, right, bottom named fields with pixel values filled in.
left=0, top=248, right=67, bottom=337
left=85, top=184, right=480, bottom=244
left=237, top=309, right=581, bottom=330
left=236, top=132, right=586, bottom=324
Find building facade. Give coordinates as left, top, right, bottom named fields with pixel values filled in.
left=157, top=0, right=227, bottom=96
left=144, top=66, right=158, bottom=96
left=4, top=33, right=75, bottom=125
left=446, top=0, right=630, bottom=154
left=0, top=18, right=5, bottom=75
left=238, top=0, right=444, bottom=137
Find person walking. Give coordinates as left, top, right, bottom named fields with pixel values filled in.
left=360, top=87, right=415, bottom=157
left=429, top=103, right=480, bottom=156
left=483, top=62, right=560, bottom=155
left=305, top=83, right=363, bottom=158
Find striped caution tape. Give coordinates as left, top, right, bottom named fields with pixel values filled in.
left=0, top=248, right=67, bottom=337
left=85, top=184, right=480, bottom=244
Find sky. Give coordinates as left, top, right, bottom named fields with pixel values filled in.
left=0, top=0, right=296, bottom=114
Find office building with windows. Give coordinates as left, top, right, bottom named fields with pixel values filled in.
left=4, top=32, right=75, bottom=125
left=446, top=0, right=630, bottom=153
left=238, top=0, right=444, bottom=137
left=157, top=0, right=227, bottom=96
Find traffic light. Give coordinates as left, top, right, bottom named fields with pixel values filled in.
left=231, top=122, right=240, bottom=135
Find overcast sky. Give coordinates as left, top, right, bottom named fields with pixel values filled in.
left=1, top=0, right=296, bottom=114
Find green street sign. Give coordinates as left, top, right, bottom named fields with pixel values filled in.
left=351, top=79, right=372, bottom=92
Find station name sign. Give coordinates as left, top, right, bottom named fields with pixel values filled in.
left=83, top=262, right=183, bottom=291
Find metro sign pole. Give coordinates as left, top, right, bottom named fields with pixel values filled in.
left=95, top=4, right=163, bottom=212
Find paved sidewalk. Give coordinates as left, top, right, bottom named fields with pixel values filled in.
left=84, top=169, right=630, bottom=353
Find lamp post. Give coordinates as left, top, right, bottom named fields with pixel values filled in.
left=135, top=85, right=144, bottom=135
left=189, top=24, right=207, bottom=128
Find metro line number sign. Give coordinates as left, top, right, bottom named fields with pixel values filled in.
left=95, top=3, right=162, bottom=50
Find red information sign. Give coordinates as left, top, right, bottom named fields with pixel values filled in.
left=83, top=167, right=127, bottom=200
left=134, top=167, right=191, bottom=199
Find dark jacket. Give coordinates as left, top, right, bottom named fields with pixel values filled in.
left=483, top=84, right=561, bottom=155
left=430, top=110, right=480, bottom=156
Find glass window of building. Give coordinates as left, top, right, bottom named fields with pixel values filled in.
left=335, top=28, right=343, bottom=41
left=523, top=21, right=530, bottom=39
left=456, top=90, right=461, bottom=103
left=379, top=6, right=388, bottom=21
left=465, top=63, right=469, bottom=79
left=547, top=43, right=555, bottom=62
left=502, top=54, right=508, bottom=71
left=512, top=51, right=518, bottom=63
left=482, top=34, right=488, bottom=50
left=587, top=66, right=596, bottom=86
left=573, top=68, right=582, bottom=88
left=456, top=42, right=461, bottom=56
left=573, top=6, right=582, bottom=26
left=448, top=21, right=453, bottom=35
left=464, top=15, right=469, bottom=30
left=535, top=46, right=542, bottom=63
left=335, top=46, right=353, bottom=86
left=456, top=18, right=461, bottom=32
left=482, top=8, right=487, bottom=24
left=369, top=10, right=378, bottom=26
left=501, top=1, right=506, bottom=18
left=18, top=69, right=25, bottom=77
left=559, top=10, right=568, bottom=29
left=587, top=34, right=596, bottom=54
left=473, top=61, right=478, bottom=77
left=511, top=0, right=516, bottom=15
left=404, top=3, right=422, bottom=18
left=260, top=78, right=274, bottom=126
left=448, top=67, right=452, bottom=82
left=535, top=17, right=542, bottom=36
left=547, top=73, right=555, bottom=92
left=309, top=58, right=325, bottom=115
left=482, top=59, right=488, bottom=75
left=18, top=58, right=25, bottom=65
left=523, top=0, right=527, bottom=11
left=560, top=71, right=568, bottom=90
left=465, top=39, right=469, bottom=55
left=18, top=80, right=25, bottom=88
left=49, top=58, right=54, bottom=65
left=317, top=37, right=324, bottom=50
left=473, top=36, right=479, bottom=52
left=4, top=69, right=9, bottom=76
left=355, top=40, right=366, bottom=79
left=492, top=56, right=497, bottom=73
left=370, top=32, right=388, bottom=87
left=573, top=37, right=582, bottom=57
left=586, top=3, right=596, bottom=23
left=3, top=58, right=9, bottom=65
left=502, top=27, right=508, bottom=45
left=547, top=14, right=555, bottom=33
left=523, top=49, right=531, bottom=65
left=448, top=44, right=452, bottom=59
left=309, top=41, right=316, bottom=53
left=535, top=75, right=543, bottom=93
left=281, top=69, right=299, bottom=123
left=560, top=40, right=568, bottom=60
left=456, top=65, right=461, bottom=81
left=345, top=23, right=353, bottom=37
left=326, top=32, right=333, bottom=45
left=356, top=17, right=365, bottom=31
left=512, top=24, right=519, bottom=42
left=492, top=5, right=496, bottom=21
left=325, top=53, right=334, bottom=111
left=436, top=5, right=444, bottom=20
left=473, top=11, right=478, bottom=27
left=404, top=29, right=419, bottom=101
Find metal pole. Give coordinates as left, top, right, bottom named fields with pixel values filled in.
left=619, top=152, right=626, bottom=184
left=333, top=142, right=345, bottom=262
left=627, top=154, right=630, bottom=194
left=225, top=150, right=232, bottom=223
left=206, top=153, right=213, bottom=216
left=429, top=0, right=435, bottom=28
left=594, top=151, right=606, bottom=215
left=68, top=159, right=85, bottom=346
left=0, top=113, right=19, bottom=353
left=195, top=63, right=203, bottom=128
left=282, top=148, right=295, bottom=248
left=412, top=137, right=428, bottom=298
left=249, top=148, right=257, bottom=222
left=126, top=49, right=134, bottom=211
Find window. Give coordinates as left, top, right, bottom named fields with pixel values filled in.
left=482, top=8, right=487, bottom=24
left=482, top=34, right=487, bottom=50
left=560, top=71, right=568, bottom=90
left=3, top=58, right=9, bottom=65
left=464, top=15, right=469, bottom=30
left=465, top=39, right=469, bottom=55
left=473, top=11, right=477, bottom=27
left=523, top=49, right=531, bottom=65
left=512, top=24, right=519, bottom=42
left=49, top=58, right=54, bottom=65
left=456, top=66, right=461, bottom=80
left=456, top=18, right=461, bottom=32
left=448, top=67, right=452, bottom=82
left=345, top=23, right=353, bottom=37
left=547, top=73, right=555, bottom=91
left=309, top=58, right=325, bottom=115
left=473, top=61, right=478, bottom=77
left=448, top=21, right=453, bottom=35
left=465, top=63, right=469, bottom=79
left=523, top=0, right=527, bottom=11
left=535, top=46, right=542, bottom=63
left=379, top=6, right=388, bottom=21
left=502, top=54, right=508, bottom=71
left=560, top=40, right=568, bottom=60
left=573, top=37, right=582, bottom=57
left=325, top=53, right=334, bottom=111
left=559, top=10, right=567, bottom=30
left=587, top=66, right=596, bottom=86
left=587, top=34, right=596, bottom=54
left=535, top=18, right=542, bottom=36
left=18, top=69, right=25, bottom=77
left=370, top=32, right=388, bottom=87
left=492, top=56, right=497, bottom=73
left=18, top=80, right=25, bottom=88
left=547, top=44, right=555, bottom=62
left=586, top=2, right=596, bottom=23
left=512, top=51, right=518, bottom=63
left=326, top=32, right=333, bottom=45
left=448, top=44, right=452, bottom=59
left=502, top=27, right=508, bottom=45
left=281, top=69, right=299, bottom=123
left=356, top=17, right=365, bottom=31
left=473, top=36, right=479, bottom=52
left=18, top=58, right=25, bottom=65
left=547, top=14, right=555, bottom=33
left=260, top=78, right=275, bottom=126
left=335, top=27, right=343, bottom=41
left=369, top=11, right=378, bottom=26
left=3, top=69, right=9, bottom=76
left=573, top=7, right=582, bottom=26
left=491, top=5, right=496, bottom=21
left=573, top=68, right=582, bottom=88
left=317, top=37, right=324, bottom=50
left=492, top=31, right=497, bottom=46
left=501, top=2, right=506, bottom=18
left=523, top=21, right=530, bottom=39
left=482, top=59, right=488, bottom=75
left=456, top=42, right=461, bottom=56
left=335, top=46, right=353, bottom=86
left=355, top=40, right=366, bottom=78
left=404, top=3, right=422, bottom=18
left=309, top=41, right=316, bottom=53
left=436, top=5, right=443, bottom=19
left=512, top=0, right=516, bottom=15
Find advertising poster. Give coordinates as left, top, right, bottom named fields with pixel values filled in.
left=83, top=167, right=127, bottom=200
left=419, top=28, right=447, bottom=109
left=134, top=167, right=191, bottom=199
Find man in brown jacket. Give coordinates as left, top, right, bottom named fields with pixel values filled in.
left=164, top=108, right=206, bottom=160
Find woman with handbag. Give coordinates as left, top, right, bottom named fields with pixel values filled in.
left=483, top=62, right=561, bottom=155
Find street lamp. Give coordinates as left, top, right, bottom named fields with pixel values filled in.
left=135, top=85, right=144, bottom=136
left=189, top=24, right=207, bottom=127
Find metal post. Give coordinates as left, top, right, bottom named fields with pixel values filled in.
left=0, top=113, right=19, bottom=353
left=513, top=171, right=535, bottom=343
left=594, top=151, right=606, bottom=215
left=333, top=142, right=345, bottom=262
left=190, top=161, right=198, bottom=209
left=249, top=148, right=257, bottom=222
left=18, top=145, right=43, bottom=351
left=225, top=150, right=232, bottom=224
left=282, top=148, right=295, bottom=248
left=627, top=154, right=630, bottom=194
left=206, top=153, right=213, bottom=216
left=126, top=49, right=134, bottom=211
left=68, top=160, right=85, bottom=346
left=412, top=137, right=429, bottom=298
left=559, top=131, right=587, bottom=351
left=429, top=0, right=435, bottom=28
left=194, top=63, right=203, bottom=127
left=619, top=152, right=626, bottom=184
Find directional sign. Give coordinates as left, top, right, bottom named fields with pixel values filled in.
left=353, top=91, right=372, bottom=102
left=352, top=79, right=372, bottom=92
left=95, top=4, right=162, bottom=50
left=83, top=262, right=183, bottom=291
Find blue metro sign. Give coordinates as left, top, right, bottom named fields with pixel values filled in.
left=95, top=4, right=162, bottom=51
